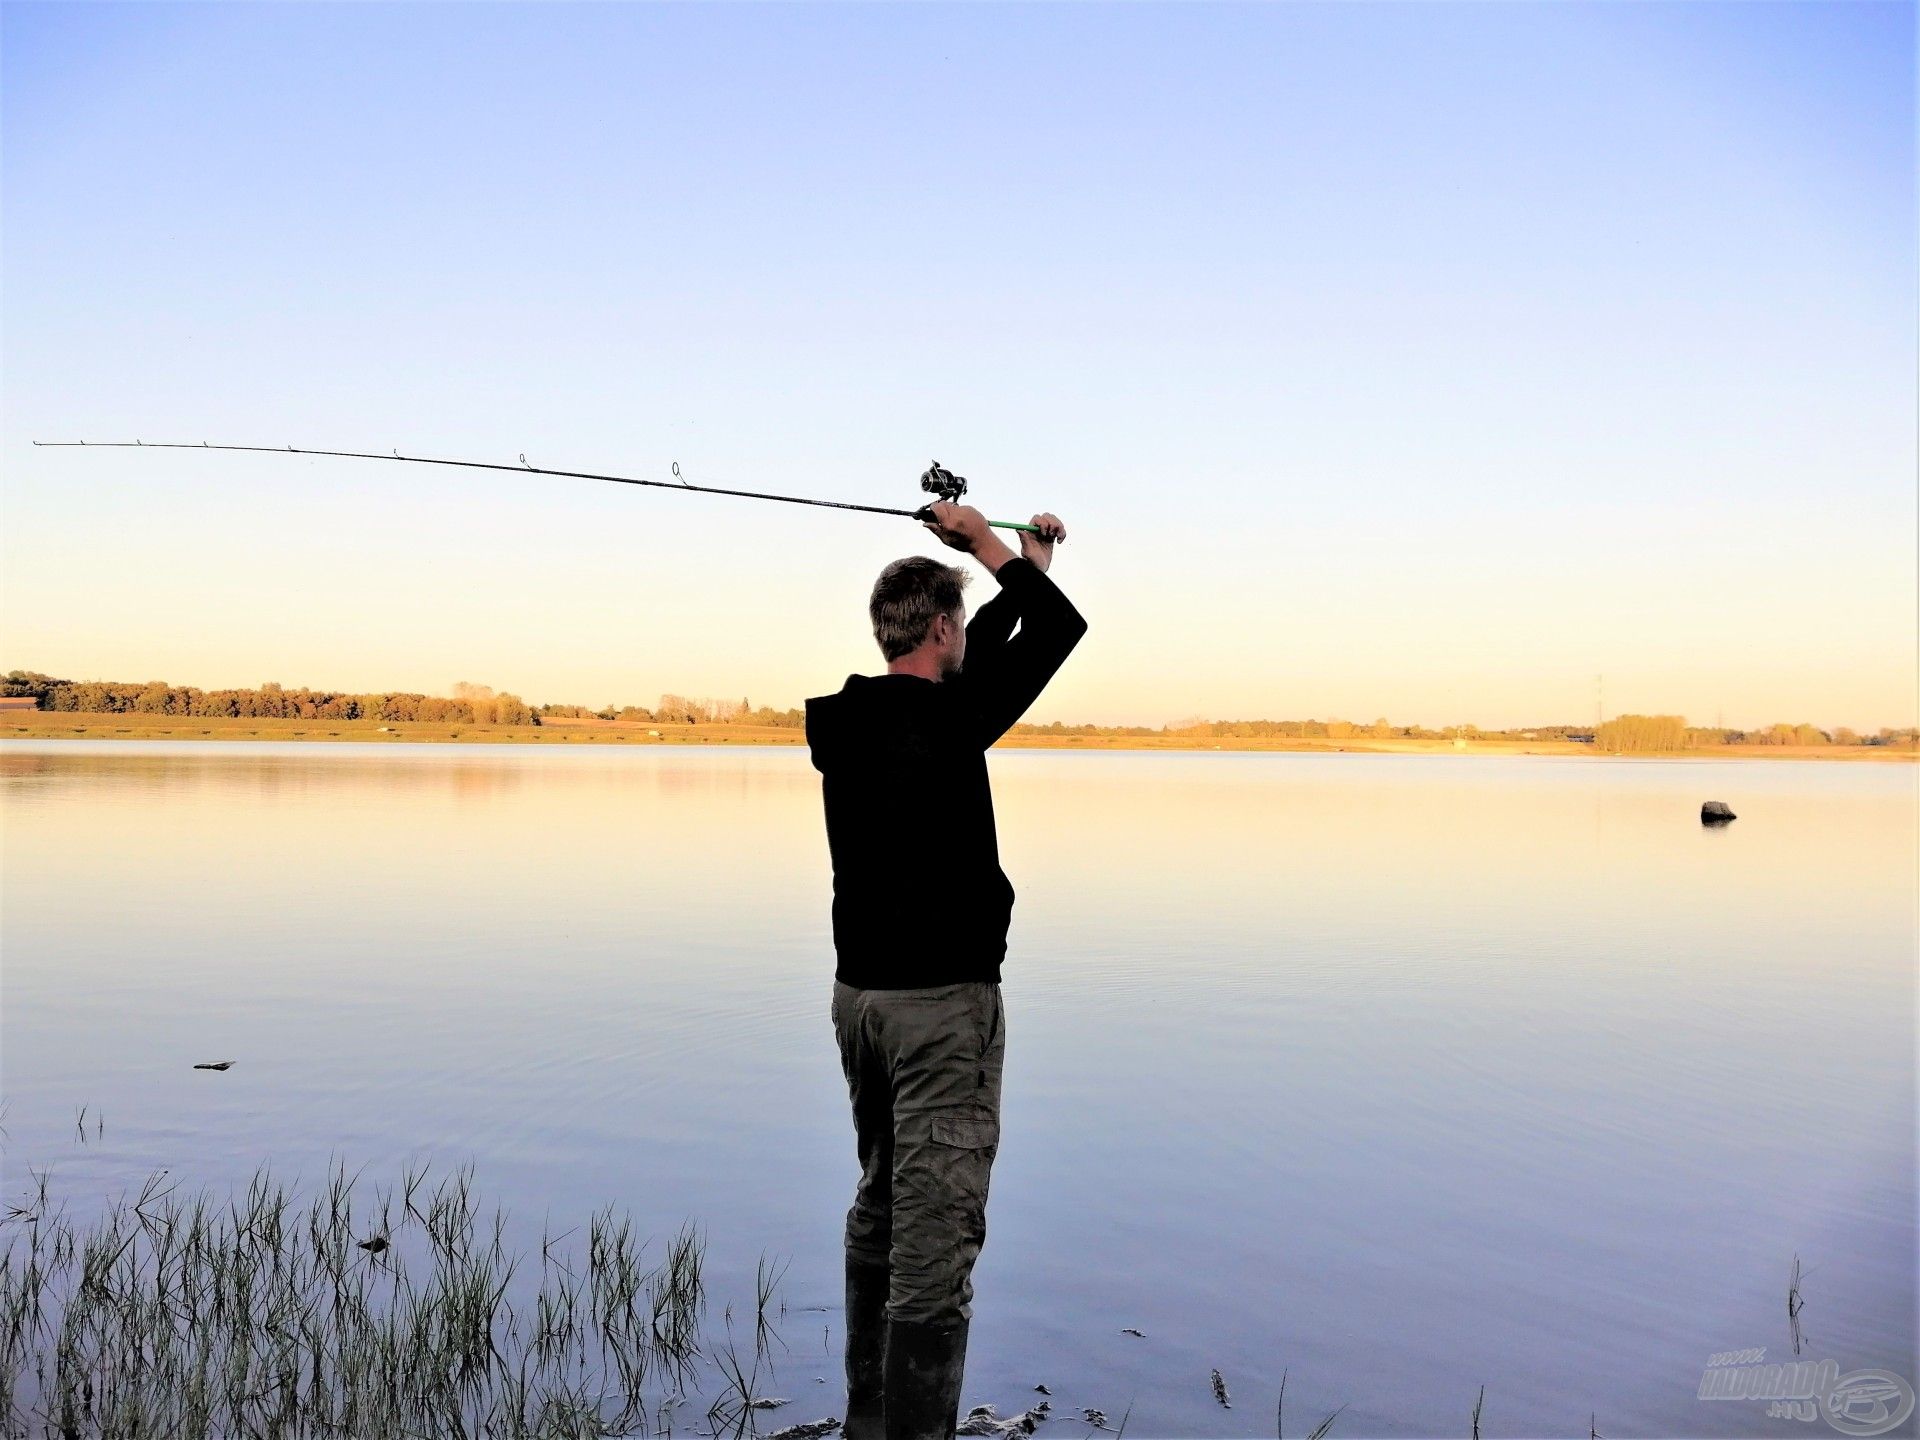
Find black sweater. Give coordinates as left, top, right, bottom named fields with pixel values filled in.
left=805, top=556, right=1089, bottom=988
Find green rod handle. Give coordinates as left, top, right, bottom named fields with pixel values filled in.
left=988, top=519, right=1042, bottom=534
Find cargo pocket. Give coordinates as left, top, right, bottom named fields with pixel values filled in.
left=928, top=1108, right=998, bottom=1229
left=930, top=1110, right=998, bottom=1153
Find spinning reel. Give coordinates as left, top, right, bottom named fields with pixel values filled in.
left=912, top=461, right=1041, bottom=534
left=917, top=461, right=968, bottom=506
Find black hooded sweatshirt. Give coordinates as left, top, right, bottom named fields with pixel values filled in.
left=805, top=555, right=1089, bottom=988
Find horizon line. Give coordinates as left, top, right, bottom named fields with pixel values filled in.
left=4, top=665, right=1913, bottom=740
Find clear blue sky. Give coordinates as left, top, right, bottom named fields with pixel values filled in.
left=4, top=2, right=1913, bottom=730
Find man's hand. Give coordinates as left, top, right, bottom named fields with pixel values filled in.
left=1019, top=513, right=1066, bottom=574
left=921, top=502, right=1017, bottom=572
left=920, top=501, right=991, bottom=553
left=922, top=503, right=1067, bottom=576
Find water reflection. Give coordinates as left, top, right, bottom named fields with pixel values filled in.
left=2, top=743, right=1913, bottom=1437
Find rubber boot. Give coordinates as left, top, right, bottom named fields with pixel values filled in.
left=882, top=1315, right=970, bottom=1440
left=844, top=1256, right=890, bottom=1440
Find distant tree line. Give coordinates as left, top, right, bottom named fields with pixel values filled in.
left=534, top=695, right=804, bottom=727
left=3, top=671, right=536, bottom=724
left=7, top=672, right=1912, bottom=748
left=2, top=672, right=808, bottom=729
left=1010, top=717, right=1550, bottom=741
left=1008, top=712, right=1917, bottom=750
left=1591, top=714, right=1917, bottom=752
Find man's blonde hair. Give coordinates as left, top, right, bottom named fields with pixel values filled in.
left=869, top=556, right=969, bottom=661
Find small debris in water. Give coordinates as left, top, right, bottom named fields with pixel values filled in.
left=958, top=1402, right=1050, bottom=1436
left=193, top=1061, right=233, bottom=1071
left=357, top=1235, right=388, bottom=1254
left=1034, top=1384, right=1052, bottom=1395
left=751, top=1397, right=792, bottom=1410
left=1700, top=800, right=1737, bottom=825
left=1121, top=1327, right=1145, bottom=1337
left=765, top=1420, right=841, bottom=1440
left=1082, top=1408, right=1110, bottom=1429
left=1211, top=1368, right=1232, bottom=1408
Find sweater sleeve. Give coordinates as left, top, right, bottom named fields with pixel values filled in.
left=953, top=556, right=1089, bottom=748
left=962, top=574, right=1022, bottom=660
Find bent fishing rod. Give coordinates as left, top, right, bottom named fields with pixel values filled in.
left=28, top=440, right=1046, bottom=535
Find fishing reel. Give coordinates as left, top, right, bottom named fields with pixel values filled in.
left=912, top=461, right=967, bottom=523
left=920, top=461, right=967, bottom=504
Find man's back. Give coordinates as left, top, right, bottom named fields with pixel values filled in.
left=805, top=548, right=1087, bottom=987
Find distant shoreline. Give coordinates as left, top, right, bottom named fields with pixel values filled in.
left=3, top=712, right=1912, bottom=760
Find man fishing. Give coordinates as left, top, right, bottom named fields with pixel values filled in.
left=806, top=500, right=1088, bottom=1440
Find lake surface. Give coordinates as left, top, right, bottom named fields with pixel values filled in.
left=2, top=743, right=1914, bottom=1438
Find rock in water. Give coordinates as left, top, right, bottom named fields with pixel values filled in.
left=1701, top=801, right=1737, bottom=825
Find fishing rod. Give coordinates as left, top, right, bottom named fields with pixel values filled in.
left=28, top=440, right=1046, bottom=535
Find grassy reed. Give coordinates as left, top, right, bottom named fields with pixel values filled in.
left=0, top=1161, right=722, bottom=1439
left=3, top=1157, right=1556, bottom=1440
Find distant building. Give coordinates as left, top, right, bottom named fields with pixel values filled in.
left=0, top=696, right=40, bottom=712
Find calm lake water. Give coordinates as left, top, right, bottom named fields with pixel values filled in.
left=2, top=742, right=1914, bottom=1438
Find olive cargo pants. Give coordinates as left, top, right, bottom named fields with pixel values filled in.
left=831, top=979, right=1006, bottom=1325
